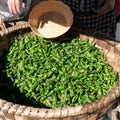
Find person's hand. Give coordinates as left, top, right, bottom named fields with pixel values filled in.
left=93, top=0, right=116, bottom=15
left=7, top=0, right=27, bottom=14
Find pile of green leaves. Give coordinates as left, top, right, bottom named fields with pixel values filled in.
left=5, top=35, right=118, bottom=108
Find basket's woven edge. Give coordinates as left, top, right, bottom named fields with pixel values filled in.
left=0, top=23, right=120, bottom=119
left=0, top=18, right=6, bottom=31
left=1, top=84, right=120, bottom=119
left=0, top=22, right=29, bottom=37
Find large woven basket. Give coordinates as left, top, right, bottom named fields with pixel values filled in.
left=0, top=22, right=120, bottom=120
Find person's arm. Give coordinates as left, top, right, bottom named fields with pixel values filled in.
left=93, top=0, right=116, bottom=14
left=7, top=0, right=27, bottom=14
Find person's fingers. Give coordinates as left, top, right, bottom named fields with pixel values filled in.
left=22, top=3, right=26, bottom=8
left=96, top=0, right=105, bottom=7
left=22, top=0, right=27, bottom=8
left=14, top=0, right=21, bottom=14
left=94, top=0, right=115, bottom=15
left=7, top=0, right=13, bottom=14
left=7, top=0, right=21, bottom=14
left=94, top=2, right=109, bottom=14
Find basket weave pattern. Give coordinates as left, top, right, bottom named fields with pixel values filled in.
left=0, top=22, right=120, bottom=120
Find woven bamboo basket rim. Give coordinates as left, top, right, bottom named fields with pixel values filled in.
left=0, top=22, right=120, bottom=119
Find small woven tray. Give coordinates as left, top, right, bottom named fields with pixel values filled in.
left=0, top=21, right=120, bottom=120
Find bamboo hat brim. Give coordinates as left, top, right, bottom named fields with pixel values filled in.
left=28, top=0, right=73, bottom=38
